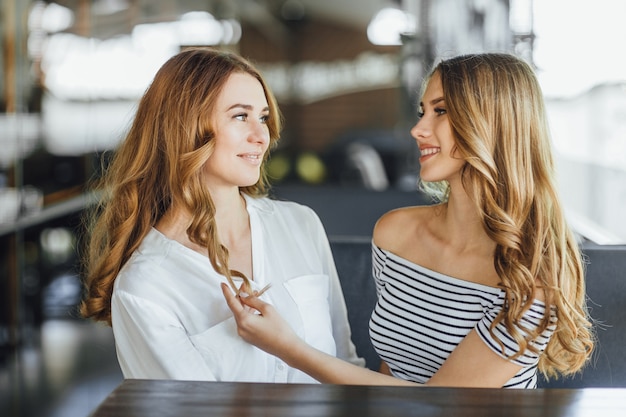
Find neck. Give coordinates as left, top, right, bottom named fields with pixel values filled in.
left=155, top=188, right=249, bottom=251
left=212, top=189, right=250, bottom=247
left=442, top=185, right=494, bottom=253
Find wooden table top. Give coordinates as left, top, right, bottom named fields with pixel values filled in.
left=89, top=379, right=626, bottom=417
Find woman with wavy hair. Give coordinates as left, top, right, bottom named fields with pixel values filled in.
left=223, top=52, right=594, bottom=388
left=80, top=48, right=364, bottom=381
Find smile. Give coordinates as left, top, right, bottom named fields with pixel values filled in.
left=420, top=147, right=440, bottom=156
left=238, top=153, right=263, bottom=164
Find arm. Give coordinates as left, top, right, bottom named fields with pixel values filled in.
left=221, top=283, right=414, bottom=386
left=112, top=290, right=218, bottom=380
left=428, top=330, right=522, bottom=387
left=223, top=284, right=526, bottom=387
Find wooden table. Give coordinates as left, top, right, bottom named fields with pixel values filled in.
left=89, top=379, right=626, bottom=417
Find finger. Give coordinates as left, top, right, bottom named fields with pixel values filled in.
left=221, top=282, right=244, bottom=315
left=239, top=293, right=277, bottom=317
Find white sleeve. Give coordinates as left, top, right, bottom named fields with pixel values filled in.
left=111, top=289, right=218, bottom=380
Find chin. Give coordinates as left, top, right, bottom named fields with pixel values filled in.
left=239, top=175, right=261, bottom=188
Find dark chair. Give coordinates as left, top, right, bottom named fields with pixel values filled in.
left=538, top=243, right=626, bottom=388
left=330, top=237, right=379, bottom=370
left=273, top=185, right=429, bottom=237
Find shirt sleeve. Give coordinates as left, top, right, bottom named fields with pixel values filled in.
left=305, top=206, right=366, bottom=368
left=475, top=292, right=557, bottom=367
left=111, top=289, right=218, bottom=380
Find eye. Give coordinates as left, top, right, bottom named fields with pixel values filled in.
left=417, top=111, right=424, bottom=119
left=234, top=113, right=248, bottom=121
left=260, top=114, right=269, bottom=124
left=434, top=107, right=447, bottom=116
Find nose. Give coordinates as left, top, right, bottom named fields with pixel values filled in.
left=410, top=117, right=429, bottom=142
left=249, top=119, right=270, bottom=146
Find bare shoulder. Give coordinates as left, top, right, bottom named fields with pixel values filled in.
left=373, top=204, right=440, bottom=253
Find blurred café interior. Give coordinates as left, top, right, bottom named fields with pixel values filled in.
left=1, top=0, right=625, bottom=416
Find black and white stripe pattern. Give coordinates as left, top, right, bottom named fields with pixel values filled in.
left=369, top=244, right=555, bottom=389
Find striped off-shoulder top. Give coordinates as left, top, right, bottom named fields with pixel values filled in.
left=369, top=244, right=556, bottom=389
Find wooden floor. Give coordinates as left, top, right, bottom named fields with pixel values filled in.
left=0, top=319, right=123, bottom=417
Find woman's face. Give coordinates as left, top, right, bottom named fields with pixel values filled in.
left=410, top=72, right=465, bottom=184
left=202, top=72, right=271, bottom=192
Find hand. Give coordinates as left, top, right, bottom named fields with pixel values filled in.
left=222, top=283, right=405, bottom=386
left=221, top=283, right=302, bottom=361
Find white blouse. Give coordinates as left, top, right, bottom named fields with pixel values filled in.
left=111, top=194, right=364, bottom=382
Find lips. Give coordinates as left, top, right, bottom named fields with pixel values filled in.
left=238, top=153, right=263, bottom=165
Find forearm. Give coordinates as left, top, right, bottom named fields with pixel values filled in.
left=221, top=283, right=417, bottom=386
left=285, top=339, right=416, bottom=386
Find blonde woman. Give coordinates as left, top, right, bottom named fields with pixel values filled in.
left=80, top=48, right=364, bottom=381
left=223, top=53, right=594, bottom=388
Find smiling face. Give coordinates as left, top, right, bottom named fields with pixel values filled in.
left=202, top=72, right=271, bottom=193
left=410, top=71, right=465, bottom=185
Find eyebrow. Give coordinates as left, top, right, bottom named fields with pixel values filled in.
left=419, top=97, right=445, bottom=107
left=226, top=103, right=270, bottom=112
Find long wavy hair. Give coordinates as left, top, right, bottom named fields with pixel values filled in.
left=80, top=48, right=282, bottom=325
left=420, top=53, right=593, bottom=378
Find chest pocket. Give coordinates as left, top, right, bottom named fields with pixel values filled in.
left=283, top=274, right=336, bottom=356
left=189, top=316, right=271, bottom=382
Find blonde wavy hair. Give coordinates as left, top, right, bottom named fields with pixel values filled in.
left=80, top=48, right=282, bottom=325
left=419, top=53, right=593, bottom=378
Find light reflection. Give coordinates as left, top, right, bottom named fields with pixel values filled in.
left=41, top=33, right=167, bottom=101
left=41, top=93, right=134, bottom=155
left=178, top=11, right=241, bottom=46
left=41, top=320, right=82, bottom=389
left=367, top=7, right=416, bottom=46
left=28, top=1, right=74, bottom=34
left=38, top=11, right=241, bottom=101
left=40, top=228, right=74, bottom=263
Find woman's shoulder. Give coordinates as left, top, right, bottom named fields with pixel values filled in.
left=375, top=204, right=432, bottom=224
left=252, top=195, right=320, bottom=222
left=115, top=250, right=165, bottom=292
left=249, top=194, right=312, bottom=213
left=114, top=230, right=181, bottom=293
left=373, top=204, right=441, bottom=251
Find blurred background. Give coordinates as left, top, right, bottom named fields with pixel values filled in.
left=1, top=1, right=625, bottom=416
